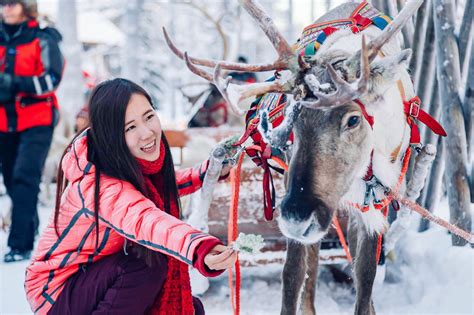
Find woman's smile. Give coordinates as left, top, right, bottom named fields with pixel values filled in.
left=140, top=139, right=157, bottom=153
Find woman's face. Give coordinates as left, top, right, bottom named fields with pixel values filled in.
left=124, top=93, right=162, bottom=161
left=2, top=3, right=26, bottom=25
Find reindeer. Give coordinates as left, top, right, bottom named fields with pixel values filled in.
left=164, top=1, right=434, bottom=314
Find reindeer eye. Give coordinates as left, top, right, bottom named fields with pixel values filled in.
left=347, top=115, right=360, bottom=128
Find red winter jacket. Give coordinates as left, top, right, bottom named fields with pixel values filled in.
left=25, top=133, right=223, bottom=314
left=0, top=20, right=64, bottom=132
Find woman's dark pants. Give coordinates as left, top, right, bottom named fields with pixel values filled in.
left=48, top=251, right=205, bottom=315
left=0, top=126, right=54, bottom=251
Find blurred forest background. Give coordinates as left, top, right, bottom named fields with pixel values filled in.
left=38, top=0, right=471, bottom=244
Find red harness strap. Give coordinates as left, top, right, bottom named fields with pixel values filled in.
left=356, top=96, right=447, bottom=146
left=403, top=96, right=447, bottom=144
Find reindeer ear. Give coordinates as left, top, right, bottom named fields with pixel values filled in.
left=367, top=49, right=412, bottom=95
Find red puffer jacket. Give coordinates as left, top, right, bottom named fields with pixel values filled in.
left=25, top=133, right=221, bottom=314
left=0, top=19, right=64, bottom=132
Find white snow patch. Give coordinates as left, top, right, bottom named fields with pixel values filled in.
left=441, top=22, right=451, bottom=30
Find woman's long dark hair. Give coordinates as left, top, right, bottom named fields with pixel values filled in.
left=54, top=78, right=180, bottom=266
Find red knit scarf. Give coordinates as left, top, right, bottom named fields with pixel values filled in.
left=136, top=141, right=194, bottom=315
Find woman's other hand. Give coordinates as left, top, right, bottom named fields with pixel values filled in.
left=204, top=244, right=237, bottom=270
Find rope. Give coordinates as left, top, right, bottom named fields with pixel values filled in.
left=332, top=216, right=352, bottom=262
left=270, top=156, right=288, bottom=171
left=390, top=191, right=474, bottom=244
left=375, top=205, right=389, bottom=264
left=228, top=152, right=245, bottom=315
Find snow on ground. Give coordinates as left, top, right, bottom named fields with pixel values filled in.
left=1, top=192, right=473, bottom=314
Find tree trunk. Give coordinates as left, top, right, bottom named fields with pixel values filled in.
left=406, top=3, right=435, bottom=181
left=287, top=0, right=294, bottom=41
left=409, top=0, right=429, bottom=83
left=433, top=0, right=472, bottom=246
left=121, top=0, right=142, bottom=82
left=397, top=0, right=415, bottom=47
left=414, top=1, right=435, bottom=100
left=56, top=0, right=84, bottom=127
left=325, top=0, right=332, bottom=12
left=377, top=0, right=390, bottom=14
left=423, top=78, right=441, bottom=148
left=458, top=0, right=472, bottom=69
left=418, top=78, right=440, bottom=206
left=464, top=39, right=474, bottom=202
left=386, top=1, right=411, bottom=48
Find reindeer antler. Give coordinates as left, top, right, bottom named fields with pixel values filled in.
left=259, top=99, right=301, bottom=149
left=302, top=36, right=370, bottom=109
left=238, top=0, right=296, bottom=68
left=164, top=28, right=290, bottom=72
left=182, top=53, right=290, bottom=116
left=213, top=63, right=289, bottom=116
left=368, top=0, right=423, bottom=61
left=183, top=52, right=213, bottom=81
left=163, top=0, right=304, bottom=115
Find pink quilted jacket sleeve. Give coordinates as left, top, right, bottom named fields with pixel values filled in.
left=99, top=179, right=218, bottom=267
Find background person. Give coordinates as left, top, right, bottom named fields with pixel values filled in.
left=0, top=0, right=64, bottom=262
left=227, top=55, right=258, bottom=84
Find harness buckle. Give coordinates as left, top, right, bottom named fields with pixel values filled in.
left=409, top=99, right=420, bottom=118
left=365, top=175, right=378, bottom=188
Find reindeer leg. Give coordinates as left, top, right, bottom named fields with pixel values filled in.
left=348, top=216, right=358, bottom=262
left=353, top=227, right=378, bottom=315
left=281, top=239, right=307, bottom=315
left=298, top=243, right=319, bottom=315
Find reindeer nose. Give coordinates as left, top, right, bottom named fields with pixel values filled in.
left=280, top=191, right=314, bottom=223
left=280, top=191, right=333, bottom=231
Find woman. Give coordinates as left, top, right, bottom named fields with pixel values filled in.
left=25, top=78, right=237, bottom=315
left=0, top=0, right=64, bottom=262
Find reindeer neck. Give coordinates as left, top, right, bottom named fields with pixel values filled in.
left=364, top=70, right=413, bottom=182
left=340, top=73, right=413, bottom=233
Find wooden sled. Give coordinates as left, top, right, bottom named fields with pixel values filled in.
left=165, top=127, right=349, bottom=266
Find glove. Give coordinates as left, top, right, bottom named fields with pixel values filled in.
left=0, top=73, right=14, bottom=103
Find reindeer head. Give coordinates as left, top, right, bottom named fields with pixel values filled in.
left=165, top=0, right=421, bottom=244
left=275, top=48, right=412, bottom=244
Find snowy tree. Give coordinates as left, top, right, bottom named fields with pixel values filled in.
left=56, top=0, right=85, bottom=128
left=120, top=0, right=142, bottom=83
left=433, top=0, right=472, bottom=246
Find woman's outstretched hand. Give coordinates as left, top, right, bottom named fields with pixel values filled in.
left=204, top=244, right=237, bottom=270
